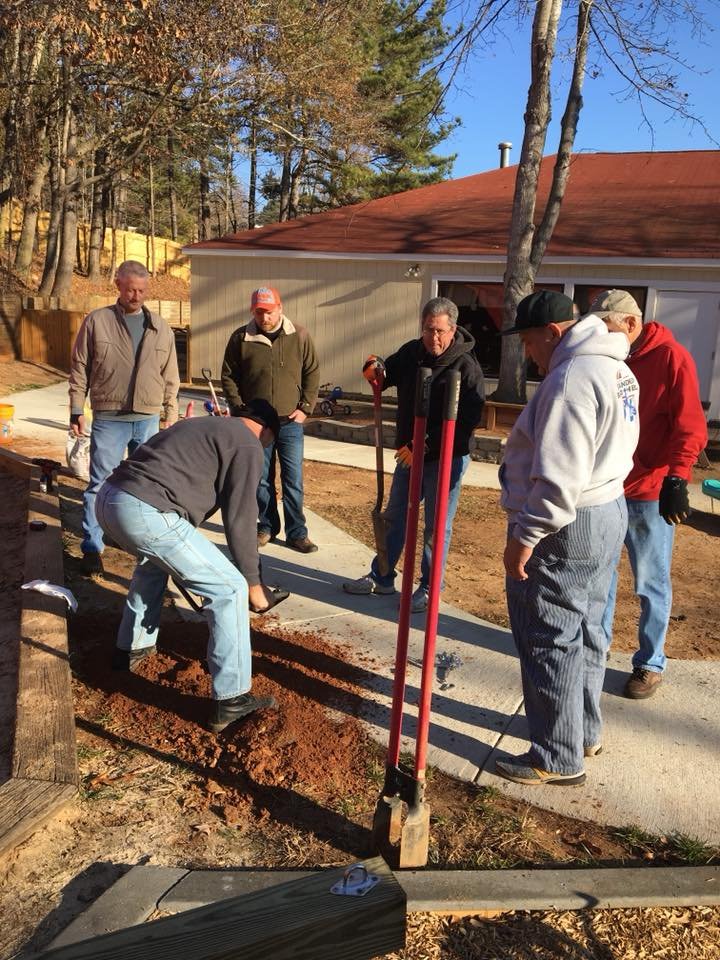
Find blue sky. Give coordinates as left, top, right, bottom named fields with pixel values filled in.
left=442, top=3, right=720, bottom=178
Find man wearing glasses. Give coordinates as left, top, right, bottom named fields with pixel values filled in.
left=343, top=296, right=485, bottom=612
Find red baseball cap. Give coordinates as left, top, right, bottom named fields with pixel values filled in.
left=251, top=286, right=281, bottom=311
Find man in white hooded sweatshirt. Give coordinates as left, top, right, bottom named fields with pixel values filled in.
left=496, top=291, right=639, bottom=786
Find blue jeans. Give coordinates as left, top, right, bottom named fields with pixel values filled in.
left=82, top=417, right=159, bottom=555
left=257, top=419, right=307, bottom=541
left=370, top=455, right=470, bottom=590
left=506, top=498, right=627, bottom=774
left=601, top=497, right=675, bottom=674
left=96, top=483, right=251, bottom=700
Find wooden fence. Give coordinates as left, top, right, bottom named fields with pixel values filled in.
left=18, top=296, right=191, bottom=378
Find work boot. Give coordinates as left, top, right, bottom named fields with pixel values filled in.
left=286, top=536, right=318, bottom=554
left=410, top=586, right=429, bottom=613
left=80, top=552, right=104, bottom=576
left=111, top=645, right=156, bottom=672
left=257, top=529, right=272, bottom=548
left=495, top=754, right=586, bottom=786
left=624, top=667, right=663, bottom=700
left=208, top=693, right=278, bottom=733
left=342, top=575, right=395, bottom=596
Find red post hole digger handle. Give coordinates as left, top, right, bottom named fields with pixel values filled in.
left=414, top=369, right=461, bottom=780
left=387, top=367, right=432, bottom=767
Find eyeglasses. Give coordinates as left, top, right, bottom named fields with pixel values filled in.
left=422, top=327, right=453, bottom=338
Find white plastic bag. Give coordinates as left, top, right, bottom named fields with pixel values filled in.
left=66, top=430, right=91, bottom=481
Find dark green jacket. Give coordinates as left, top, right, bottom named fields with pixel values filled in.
left=220, top=315, right=320, bottom=418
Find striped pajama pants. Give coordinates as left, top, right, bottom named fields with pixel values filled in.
left=505, top=497, right=627, bottom=775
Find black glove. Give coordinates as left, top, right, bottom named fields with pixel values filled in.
left=659, top=476, right=690, bottom=525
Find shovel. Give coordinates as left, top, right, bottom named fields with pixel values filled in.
left=399, top=369, right=461, bottom=868
left=371, top=376, right=391, bottom=576
left=372, top=366, right=432, bottom=862
left=201, top=367, right=226, bottom=416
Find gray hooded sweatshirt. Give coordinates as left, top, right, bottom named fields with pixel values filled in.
left=500, top=314, right=640, bottom=549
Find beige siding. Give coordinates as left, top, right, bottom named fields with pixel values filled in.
left=190, top=256, right=424, bottom=393
left=190, top=252, right=720, bottom=395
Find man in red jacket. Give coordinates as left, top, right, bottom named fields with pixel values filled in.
left=592, top=290, right=707, bottom=699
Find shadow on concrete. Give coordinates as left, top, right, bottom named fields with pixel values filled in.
left=13, top=860, right=130, bottom=959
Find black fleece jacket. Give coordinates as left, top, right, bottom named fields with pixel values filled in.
left=383, top=326, right=485, bottom=461
left=107, top=417, right=263, bottom=584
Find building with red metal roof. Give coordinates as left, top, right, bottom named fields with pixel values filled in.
left=185, top=150, right=720, bottom=416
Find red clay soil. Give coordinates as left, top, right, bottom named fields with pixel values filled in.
left=71, top=609, right=379, bottom=839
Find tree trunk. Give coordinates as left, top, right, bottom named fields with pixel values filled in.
left=87, top=149, right=108, bottom=281
left=148, top=158, right=156, bottom=277
left=199, top=158, right=211, bottom=240
left=530, top=0, right=592, bottom=272
left=496, top=0, right=563, bottom=403
left=109, top=186, right=118, bottom=275
left=167, top=132, right=178, bottom=241
left=38, top=123, right=65, bottom=295
left=289, top=147, right=307, bottom=219
left=247, top=118, right=257, bottom=229
left=224, top=154, right=232, bottom=234
left=279, top=149, right=291, bottom=222
left=14, top=124, right=49, bottom=277
left=51, top=112, right=79, bottom=296
left=0, top=25, right=22, bottom=236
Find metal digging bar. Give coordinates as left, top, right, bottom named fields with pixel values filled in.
left=372, top=366, right=432, bottom=865
left=399, top=369, right=461, bottom=869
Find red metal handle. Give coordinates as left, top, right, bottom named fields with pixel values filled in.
left=414, top=370, right=461, bottom=779
left=387, top=367, right=432, bottom=767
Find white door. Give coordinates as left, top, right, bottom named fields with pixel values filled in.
left=653, top=291, right=720, bottom=412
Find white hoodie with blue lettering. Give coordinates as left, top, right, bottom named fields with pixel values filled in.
left=500, top=314, right=640, bottom=549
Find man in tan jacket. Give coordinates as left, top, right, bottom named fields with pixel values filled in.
left=221, top=286, right=320, bottom=553
left=69, top=260, right=179, bottom=574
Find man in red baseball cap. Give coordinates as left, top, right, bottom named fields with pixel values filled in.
left=221, top=286, right=320, bottom=553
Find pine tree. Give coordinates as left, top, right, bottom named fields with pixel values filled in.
left=326, top=0, right=458, bottom=204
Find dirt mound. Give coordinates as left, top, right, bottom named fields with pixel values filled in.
left=72, top=613, right=376, bottom=833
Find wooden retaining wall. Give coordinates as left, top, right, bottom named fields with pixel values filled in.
left=0, top=450, right=78, bottom=856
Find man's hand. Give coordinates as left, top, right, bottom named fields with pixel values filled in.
left=70, top=413, right=87, bottom=437
left=394, top=444, right=412, bottom=467
left=288, top=409, right=307, bottom=424
left=659, top=476, right=690, bottom=525
left=248, top=583, right=269, bottom=610
left=504, top=536, right=533, bottom=581
left=362, top=355, right=385, bottom=386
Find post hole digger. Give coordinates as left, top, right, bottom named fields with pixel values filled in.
left=371, top=367, right=461, bottom=868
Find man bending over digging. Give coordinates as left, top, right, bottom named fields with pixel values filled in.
left=95, top=400, right=285, bottom=733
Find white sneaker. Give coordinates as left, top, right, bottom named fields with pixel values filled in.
left=410, top=586, right=429, bottom=613
left=342, top=575, right=395, bottom=596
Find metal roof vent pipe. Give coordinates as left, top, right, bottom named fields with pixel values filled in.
left=498, top=142, right=512, bottom=168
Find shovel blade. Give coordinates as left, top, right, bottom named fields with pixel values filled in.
left=372, top=510, right=391, bottom=577
left=399, top=801, right=431, bottom=869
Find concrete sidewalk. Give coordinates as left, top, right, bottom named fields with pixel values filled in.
left=2, top=382, right=719, bottom=844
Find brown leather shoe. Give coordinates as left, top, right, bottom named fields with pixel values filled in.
left=257, top=530, right=272, bottom=548
left=286, top=536, right=318, bottom=554
left=624, top=667, right=663, bottom=699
